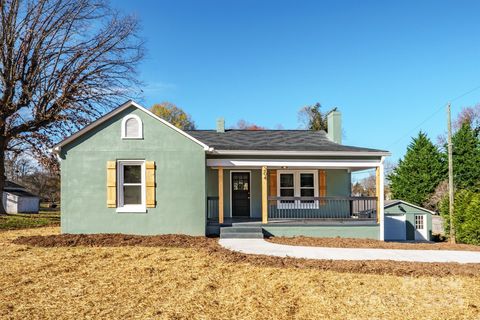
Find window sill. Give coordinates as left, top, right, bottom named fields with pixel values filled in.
left=116, top=206, right=147, bottom=213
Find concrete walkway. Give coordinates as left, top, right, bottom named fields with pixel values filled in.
left=219, top=239, right=480, bottom=264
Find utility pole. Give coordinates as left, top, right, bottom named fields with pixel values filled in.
left=447, top=102, right=456, bottom=244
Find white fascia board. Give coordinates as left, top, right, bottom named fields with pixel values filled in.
left=52, top=100, right=210, bottom=153
left=206, top=158, right=382, bottom=168
left=210, top=149, right=391, bottom=157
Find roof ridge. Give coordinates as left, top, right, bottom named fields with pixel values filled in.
left=186, top=129, right=327, bottom=132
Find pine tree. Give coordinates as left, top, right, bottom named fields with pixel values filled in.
left=389, top=132, right=447, bottom=206
left=451, top=122, right=480, bottom=191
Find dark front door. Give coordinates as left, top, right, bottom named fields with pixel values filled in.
left=232, top=172, right=250, bottom=217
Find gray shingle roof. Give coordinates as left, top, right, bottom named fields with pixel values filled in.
left=4, top=181, right=38, bottom=197
left=186, top=130, right=388, bottom=153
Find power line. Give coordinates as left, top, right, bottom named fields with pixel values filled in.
left=386, top=85, right=480, bottom=149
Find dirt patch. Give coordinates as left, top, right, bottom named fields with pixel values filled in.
left=267, top=236, right=480, bottom=251
left=13, top=233, right=213, bottom=248
left=13, top=233, right=480, bottom=277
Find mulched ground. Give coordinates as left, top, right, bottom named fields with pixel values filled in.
left=13, top=233, right=480, bottom=277
left=267, top=236, right=480, bottom=251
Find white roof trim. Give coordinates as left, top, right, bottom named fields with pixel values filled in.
left=384, top=200, right=436, bottom=215
left=52, top=100, right=210, bottom=151
left=209, top=149, right=391, bottom=157
left=207, top=158, right=382, bottom=169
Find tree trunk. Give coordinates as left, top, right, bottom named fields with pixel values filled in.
left=0, top=136, right=8, bottom=215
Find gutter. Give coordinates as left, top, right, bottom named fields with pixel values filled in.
left=208, top=149, right=391, bottom=157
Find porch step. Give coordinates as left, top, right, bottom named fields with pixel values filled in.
left=220, top=226, right=264, bottom=239
left=221, top=226, right=262, bottom=233
left=220, top=232, right=265, bottom=239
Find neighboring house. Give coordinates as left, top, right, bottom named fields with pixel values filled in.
left=2, top=181, right=40, bottom=214
left=384, top=200, right=436, bottom=241
left=53, top=101, right=390, bottom=239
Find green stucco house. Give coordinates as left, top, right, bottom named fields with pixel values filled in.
left=53, top=101, right=391, bottom=239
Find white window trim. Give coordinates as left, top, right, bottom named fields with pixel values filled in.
left=415, top=215, right=425, bottom=230
left=121, top=114, right=143, bottom=139
left=116, top=160, right=146, bottom=213
left=277, top=170, right=318, bottom=209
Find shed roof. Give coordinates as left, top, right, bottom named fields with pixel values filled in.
left=5, top=189, right=38, bottom=198
left=385, top=199, right=436, bottom=215
left=4, top=181, right=26, bottom=189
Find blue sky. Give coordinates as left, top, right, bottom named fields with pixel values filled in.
left=114, top=0, right=480, bottom=163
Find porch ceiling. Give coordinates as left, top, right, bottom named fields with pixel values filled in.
left=206, top=158, right=382, bottom=171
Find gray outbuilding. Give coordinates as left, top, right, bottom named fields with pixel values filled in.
left=384, top=200, right=435, bottom=241
left=2, top=181, right=40, bottom=214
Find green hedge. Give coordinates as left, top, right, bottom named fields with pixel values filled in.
left=440, top=190, right=480, bottom=245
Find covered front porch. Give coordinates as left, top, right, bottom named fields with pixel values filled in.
left=205, top=157, right=386, bottom=239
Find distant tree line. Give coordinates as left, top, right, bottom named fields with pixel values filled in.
left=151, top=101, right=331, bottom=131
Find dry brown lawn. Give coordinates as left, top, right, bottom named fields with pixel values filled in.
left=1, top=227, right=480, bottom=320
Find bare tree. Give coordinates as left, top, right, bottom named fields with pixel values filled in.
left=0, top=0, right=144, bottom=213
left=23, top=169, right=60, bottom=204
left=437, top=104, right=480, bottom=145
left=424, top=180, right=448, bottom=212
left=5, top=153, right=35, bottom=181
left=454, top=104, right=480, bottom=131
left=232, top=119, right=266, bottom=130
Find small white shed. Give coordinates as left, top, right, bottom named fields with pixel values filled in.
left=384, top=200, right=435, bottom=241
left=2, top=181, right=40, bottom=214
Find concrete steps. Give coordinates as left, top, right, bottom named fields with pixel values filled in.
left=220, top=226, right=264, bottom=239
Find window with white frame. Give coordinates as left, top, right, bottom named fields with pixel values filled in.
left=279, top=173, right=295, bottom=204
left=117, top=160, right=146, bottom=212
left=277, top=170, right=318, bottom=208
left=121, top=114, right=143, bottom=139
left=415, top=215, right=424, bottom=230
left=300, top=173, right=315, bottom=203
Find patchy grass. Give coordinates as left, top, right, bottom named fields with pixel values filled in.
left=2, top=227, right=480, bottom=319
left=0, top=210, right=60, bottom=230
left=267, top=236, right=480, bottom=252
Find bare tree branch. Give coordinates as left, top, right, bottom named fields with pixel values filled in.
left=0, top=0, right=145, bottom=213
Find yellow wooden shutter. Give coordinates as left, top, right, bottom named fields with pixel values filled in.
left=268, top=169, right=277, bottom=209
left=106, top=161, right=116, bottom=208
left=146, top=161, right=156, bottom=208
left=268, top=169, right=277, bottom=197
left=318, top=170, right=326, bottom=205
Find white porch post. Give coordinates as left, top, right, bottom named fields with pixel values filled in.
left=378, top=157, right=385, bottom=241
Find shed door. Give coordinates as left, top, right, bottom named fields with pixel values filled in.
left=414, top=214, right=428, bottom=241
left=384, top=215, right=406, bottom=241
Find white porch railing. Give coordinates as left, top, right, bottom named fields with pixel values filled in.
left=206, top=196, right=377, bottom=221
